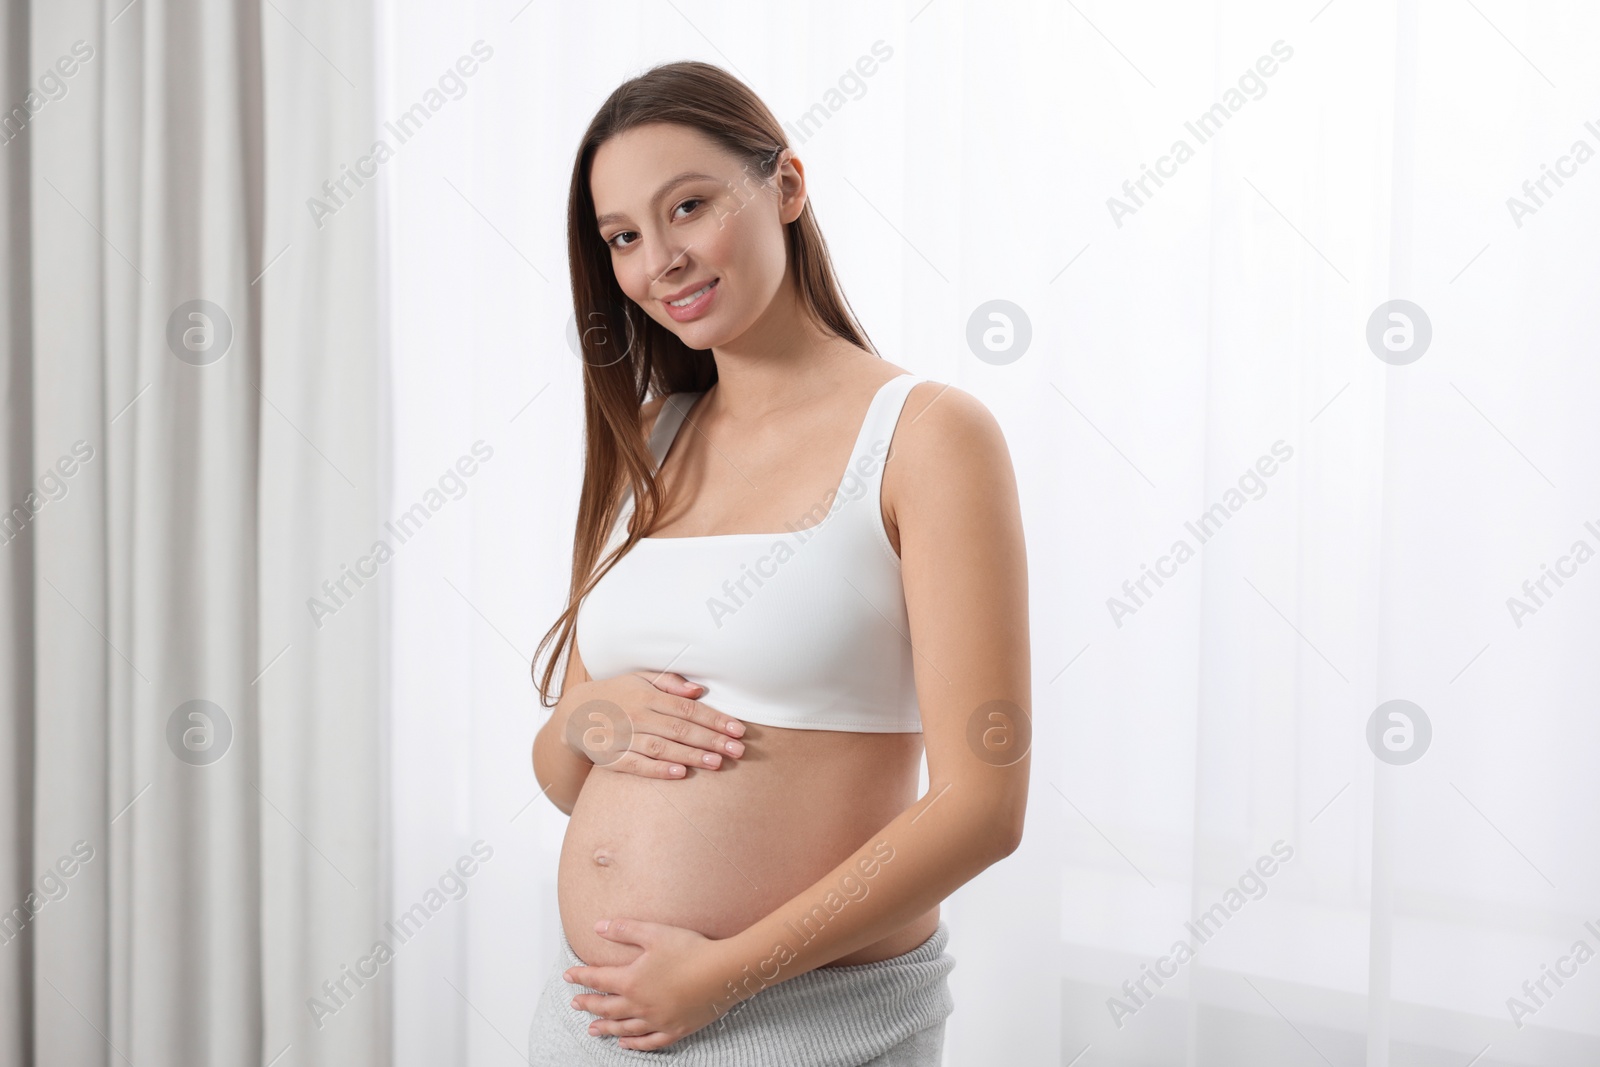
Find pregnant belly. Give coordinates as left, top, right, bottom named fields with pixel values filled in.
left=558, top=724, right=939, bottom=970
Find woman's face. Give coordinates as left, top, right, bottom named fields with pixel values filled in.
left=590, top=123, right=800, bottom=351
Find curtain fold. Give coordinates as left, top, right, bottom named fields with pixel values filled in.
left=0, top=2, right=37, bottom=1063
left=2, top=1, right=384, bottom=1064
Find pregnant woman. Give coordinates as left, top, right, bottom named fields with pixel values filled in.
left=526, top=61, right=1032, bottom=1065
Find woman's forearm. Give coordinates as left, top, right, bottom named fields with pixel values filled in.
left=696, top=785, right=1018, bottom=1014
left=533, top=694, right=593, bottom=816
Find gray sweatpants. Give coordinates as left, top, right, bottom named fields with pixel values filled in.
left=527, top=921, right=955, bottom=1066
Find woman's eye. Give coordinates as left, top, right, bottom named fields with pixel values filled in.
left=605, top=199, right=704, bottom=250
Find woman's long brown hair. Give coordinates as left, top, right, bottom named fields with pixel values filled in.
left=532, top=60, right=877, bottom=707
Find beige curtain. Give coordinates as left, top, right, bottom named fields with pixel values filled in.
left=0, top=1, right=385, bottom=1064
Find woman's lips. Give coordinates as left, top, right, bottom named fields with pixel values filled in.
left=663, top=278, right=719, bottom=322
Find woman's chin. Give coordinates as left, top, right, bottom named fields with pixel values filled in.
left=671, top=325, right=728, bottom=352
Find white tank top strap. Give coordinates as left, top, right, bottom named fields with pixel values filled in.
left=646, top=391, right=703, bottom=472
left=608, top=390, right=705, bottom=544
left=633, top=375, right=926, bottom=540
left=580, top=371, right=933, bottom=733
left=837, top=374, right=925, bottom=504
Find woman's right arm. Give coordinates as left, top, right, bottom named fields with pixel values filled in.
left=534, top=395, right=746, bottom=815
left=532, top=642, right=749, bottom=815
left=532, top=643, right=600, bottom=816
left=534, top=396, right=660, bottom=815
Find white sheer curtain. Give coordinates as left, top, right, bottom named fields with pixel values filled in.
left=2, top=1, right=384, bottom=1065
left=381, top=1, right=1600, bottom=1065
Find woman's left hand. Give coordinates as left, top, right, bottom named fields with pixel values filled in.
left=563, top=918, right=738, bottom=1050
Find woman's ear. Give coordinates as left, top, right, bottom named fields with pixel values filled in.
left=777, top=152, right=807, bottom=224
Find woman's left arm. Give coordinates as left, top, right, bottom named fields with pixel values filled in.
left=565, top=384, right=1032, bottom=1049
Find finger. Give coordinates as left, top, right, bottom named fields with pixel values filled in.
left=626, top=728, right=733, bottom=770
left=594, top=917, right=656, bottom=948
left=645, top=671, right=706, bottom=697
left=571, top=993, right=632, bottom=1020
left=652, top=671, right=704, bottom=697
left=638, top=680, right=744, bottom=740
left=620, top=1031, right=676, bottom=1051
left=563, top=964, right=622, bottom=990
left=643, top=694, right=747, bottom=751
left=607, top=749, right=689, bottom=780
left=587, top=1015, right=655, bottom=1037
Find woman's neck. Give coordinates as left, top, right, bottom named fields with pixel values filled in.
left=702, top=285, right=876, bottom=423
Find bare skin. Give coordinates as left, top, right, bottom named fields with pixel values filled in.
left=532, top=120, right=1030, bottom=1049
left=558, top=362, right=944, bottom=971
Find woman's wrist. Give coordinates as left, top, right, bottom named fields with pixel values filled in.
left=546, top=682, right=592, bottom=762
left=687, top=934, right=755, bottom=1025
left=532, top=685, right=598, bottom=815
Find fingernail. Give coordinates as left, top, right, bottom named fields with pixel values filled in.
left=725, top=740, right=744, bottom=756
left=726, top=721, right=745, bottom=736
left=702, top=752, right=720, bottom=766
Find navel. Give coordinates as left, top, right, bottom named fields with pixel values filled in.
left=592, top=848, right=614, bottom=868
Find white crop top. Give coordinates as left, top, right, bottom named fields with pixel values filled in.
left=575, top=373, right=928, bottom=733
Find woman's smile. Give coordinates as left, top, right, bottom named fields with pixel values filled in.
left=663, top=277, right=720, bottom=321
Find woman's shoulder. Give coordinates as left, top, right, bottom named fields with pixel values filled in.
left=878, top=377, right=1020, bottom=558
left=898, top=379, right=1005, bottom=453
left=890, top=378, right=1016, bottom=500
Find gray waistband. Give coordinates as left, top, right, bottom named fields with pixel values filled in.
left=530, top=921, right=955, bottom=1066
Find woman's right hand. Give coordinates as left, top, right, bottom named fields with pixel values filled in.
left=561, top=671, right=745, bottom=779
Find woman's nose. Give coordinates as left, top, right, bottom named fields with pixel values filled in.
left=645, top=243, right=692, bottom=287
